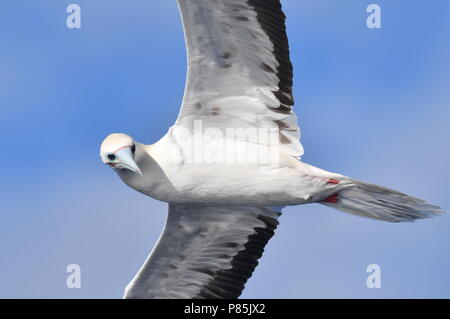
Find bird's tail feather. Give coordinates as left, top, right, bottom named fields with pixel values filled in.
left=320, top=178, right=445, bottom=222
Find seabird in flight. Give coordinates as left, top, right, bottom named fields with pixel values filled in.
left=99, top=0, right=444, bottom=298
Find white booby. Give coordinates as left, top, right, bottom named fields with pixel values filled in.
left=99, top=0, right=444, bottom=299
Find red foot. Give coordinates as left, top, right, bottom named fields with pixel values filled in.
left=321, top=193, right=339, bottom=203
left=327, top=179, right=340, bottom=185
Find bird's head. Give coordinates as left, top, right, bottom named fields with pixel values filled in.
left=100, top=133, right=142, bottom=175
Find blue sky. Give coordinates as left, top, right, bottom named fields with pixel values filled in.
left=1, top=0, right=449, bottom=298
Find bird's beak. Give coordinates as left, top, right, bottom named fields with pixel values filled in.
left=115, top=148, right=142, bottom=176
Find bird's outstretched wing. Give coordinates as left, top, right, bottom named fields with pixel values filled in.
left=124, top=205, right=280, bottom=299
left=174, top=0, right=303, bottom=158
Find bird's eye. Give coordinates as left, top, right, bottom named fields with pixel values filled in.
left=131, top=144, right=136, bottom=154
left=107, top=153, right=116, bottom=161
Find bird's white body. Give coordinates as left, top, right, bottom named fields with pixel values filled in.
left=117, top=130, right=347, bottom=207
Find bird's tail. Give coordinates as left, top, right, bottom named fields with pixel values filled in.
left=320, top=178, right=445, bottom=222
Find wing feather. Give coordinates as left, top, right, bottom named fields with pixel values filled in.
left=174, top=0, right=303, bottom=158
left=124, top=205, right=281, bottom=299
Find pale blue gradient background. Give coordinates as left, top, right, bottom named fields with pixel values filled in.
left=1, top=0, right=449, bottom=298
